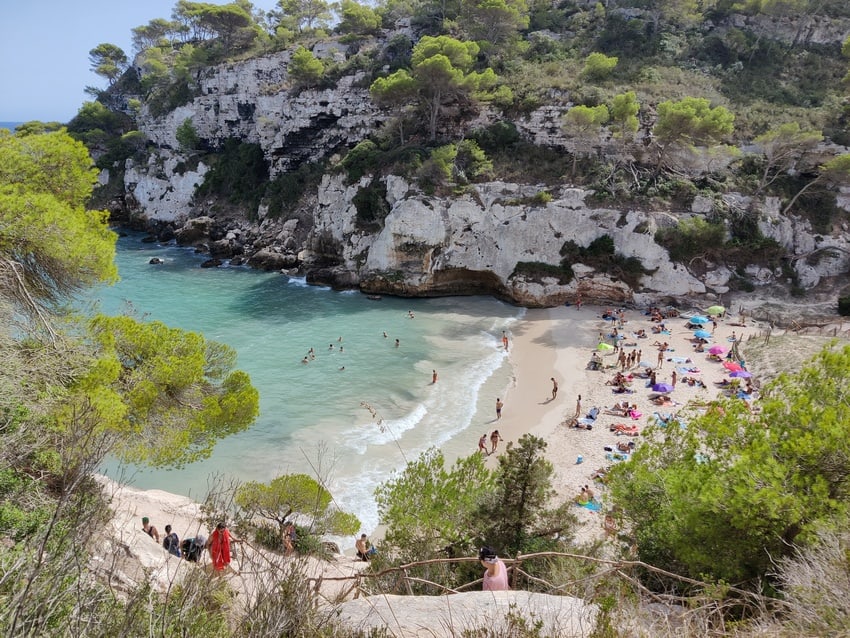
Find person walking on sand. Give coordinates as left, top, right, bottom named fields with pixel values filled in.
left=574, top=394, right=582, bottom=418
left=671, top=370, right=677, bottom=388
left=432, top=369, right=438, bottom=384
left=283, top=522, right=296, bottom=556
left=550, top=377, right=558, bottom=400
left=495, top=398, right=503, bottom=419
left=490, top=429, right=503, bottom=454
left=478, top=433, right=489, bottom=454
left=657, top=349, right=664, bottom=369
left=207, top=522, right=239, bottom=573
left=502, top=331, right=509, bottom=351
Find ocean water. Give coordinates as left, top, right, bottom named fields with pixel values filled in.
left=93, top=232, right=520, bottom=537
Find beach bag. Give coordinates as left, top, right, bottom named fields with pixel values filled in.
left=181, top=537, right=203, bottom=562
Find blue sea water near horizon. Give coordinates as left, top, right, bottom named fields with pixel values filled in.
left=93, top=231, right=521, bottom=542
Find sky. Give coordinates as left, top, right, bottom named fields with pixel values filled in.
left=0, top=0, right=276, bottom=124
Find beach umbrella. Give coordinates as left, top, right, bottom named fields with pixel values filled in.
left=729, top=370, right=752, bottom=378
left=708, top=345, right=727, bottom=355
left=706, top=305, right=725, bottom=315
left=723, top=361, right=743, bottom=372
left=689, top=316, right=709, bottom=324
left=652, top=383, right=674, bottom=393
left=597, top=342, right=614, bottom=351
left=694, top=329, right=711, bottom=339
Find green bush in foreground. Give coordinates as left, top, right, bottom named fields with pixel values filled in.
left=610, top=343, right=850, bottom=589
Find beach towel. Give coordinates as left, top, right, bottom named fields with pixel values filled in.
left=670, top=356, right=690, bottom=363
left=629, top=410, right=642, bottom=419
left=605, top=452, right=630, bottom=462
left=586, top=407, right=600, bottom=420
left=578, top=500, right=602, bottom=512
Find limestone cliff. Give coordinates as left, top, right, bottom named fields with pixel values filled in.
left=112, top=20, right=850, bottom=320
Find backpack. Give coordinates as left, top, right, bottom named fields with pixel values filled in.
left=181, top=537, right=203, bottom=562
left=163, top=533, right=181, bottom=557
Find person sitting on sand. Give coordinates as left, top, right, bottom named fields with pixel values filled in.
left=575, top=487, right=590, bottom=505
left=141, top=516, right=160, bottom=543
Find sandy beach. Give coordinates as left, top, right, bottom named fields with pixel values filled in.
left=101, top=300, right=762, bottom=576
left=485, top=303, right=755, bottom=544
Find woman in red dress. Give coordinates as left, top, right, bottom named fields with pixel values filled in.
left=207, top=522, right=233, bottom=572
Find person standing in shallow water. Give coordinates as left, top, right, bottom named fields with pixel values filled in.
left=432, top=369, right=438, bottom=384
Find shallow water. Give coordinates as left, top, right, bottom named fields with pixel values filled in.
left=93, top=232, right=519, bottom=536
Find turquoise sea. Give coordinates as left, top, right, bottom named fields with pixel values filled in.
left=93, top=232, right=521, bottom=538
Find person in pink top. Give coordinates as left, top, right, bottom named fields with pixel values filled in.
left=479, top=546, right=509, bottom=591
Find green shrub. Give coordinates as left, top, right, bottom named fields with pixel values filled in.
left=655, top=217, right=726, bottom=263
left=532, top=191, right=552, bottom=205
left=176, top=118, right=200, bottom=151
left=196, top=139, right=269, bottom=210
left=511, top=261, right=574, bottom=284
left=340, top=139, right=381, bottom=183
left=265, top=162, right=324, bottom=218
left=580, top=52, right=618, bottom=82
left=288, top=46, right=324, bottom=88
left=560, top=235, right=650, bottom=288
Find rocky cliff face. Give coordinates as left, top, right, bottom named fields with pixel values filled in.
left=137, top=50, right=386, bottom=177
left=116, top=24, right=850, bottom=319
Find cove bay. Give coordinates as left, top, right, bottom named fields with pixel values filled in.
left=93, top=231, right=521, bottom=535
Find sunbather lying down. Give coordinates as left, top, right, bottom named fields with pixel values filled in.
left=604, top=401, right=634, bottom=416
left=650, top=395, right=677, bottom=406
left=564, top=417, right=592, bottom=430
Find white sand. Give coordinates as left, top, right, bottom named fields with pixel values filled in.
left=486, top=304, right=755, bottom=544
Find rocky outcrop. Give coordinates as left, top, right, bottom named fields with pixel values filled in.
left=306, top=175, right=713, bottom=307
left=137, top=50, right=386, bottom=176
left=331, top=591, right=597, bottom=638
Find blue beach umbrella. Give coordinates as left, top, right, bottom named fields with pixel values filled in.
left=694, top=329, right=711, bottom=339
left=652, top=383, right=674, bottom=393
left=690, top=316, right=709, bottom=324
